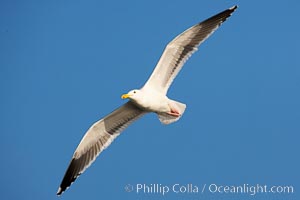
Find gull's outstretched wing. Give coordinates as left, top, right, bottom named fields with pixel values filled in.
left=143, top=6, right=237, bottom=94
left=57, top=102, right=146, bottom=195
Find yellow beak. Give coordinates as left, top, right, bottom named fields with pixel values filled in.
left=121, top=94, right=130, bottom=99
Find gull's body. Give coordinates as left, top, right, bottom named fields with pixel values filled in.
left=57, top=6, right=237, bottom=195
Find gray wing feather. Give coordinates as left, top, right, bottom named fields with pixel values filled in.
left=144, top=6, right=237, bottom=94
left=57, top=102, right=145, bottom=195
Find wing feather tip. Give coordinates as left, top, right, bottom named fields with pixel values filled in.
left=56, top=187, right=63, bottom=196
left=230, top=5, right=238, bottom=11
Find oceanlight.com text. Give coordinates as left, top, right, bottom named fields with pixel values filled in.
left=207, top=183, right=294, bottom=195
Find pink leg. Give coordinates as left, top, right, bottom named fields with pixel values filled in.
left=167, top=106, right=181, bottom=117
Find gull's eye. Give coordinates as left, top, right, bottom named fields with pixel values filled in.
left=133, top=91, right=136, bottom=94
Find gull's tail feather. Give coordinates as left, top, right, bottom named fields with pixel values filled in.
left=158, top=100, right=186, bottom=124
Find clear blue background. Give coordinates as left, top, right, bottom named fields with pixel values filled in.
left=1, top=0, right=299, bottom=200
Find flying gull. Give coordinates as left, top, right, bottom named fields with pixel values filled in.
left=57, top=5, right=237, bottom=195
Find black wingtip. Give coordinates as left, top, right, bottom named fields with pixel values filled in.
left=230, top=5, right=238, bottom=11
left=56, top=187, right=63, bottom=196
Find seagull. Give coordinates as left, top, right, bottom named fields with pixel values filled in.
left=57, top=5, right=237, bottom=195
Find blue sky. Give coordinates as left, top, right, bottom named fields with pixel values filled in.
left=1, top=0, right=299, bottom=200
